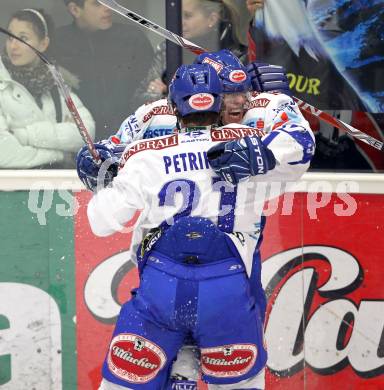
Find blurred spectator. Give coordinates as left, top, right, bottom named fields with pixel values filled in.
left=246, top=0, right=384, bottom=171
left=135, top=0, right=248, bottom=104
left=51, top=0, right=154, bottom=141
left=0, top=8, right=95, bottom=169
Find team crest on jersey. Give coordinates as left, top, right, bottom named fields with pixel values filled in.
left=107, top=333, right=166, bottom=383
left=201, top=344, right=257, bottom=378
left=211, top=127, right=265, bottom=141
left=229, top=69, right=247, bottom=83
left=189, top=93, right=214, bottom=110
left=120, top=134, right=178, bottom=167
left=202, top=57, right=224, bottom=73
left=272, top=112, right=290, bottom=130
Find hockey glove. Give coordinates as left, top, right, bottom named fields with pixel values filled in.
left=207, top=135, right=276, bottom=184
left=247, top=62, right=292, bottom=96
left=76, top=140, right=125, bottom=192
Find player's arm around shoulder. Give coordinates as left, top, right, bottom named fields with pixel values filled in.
left=207, top=122, right=275, bottom=185
left=87, top=151, right=146, bottom=237
left=208, top=102, right=315, bottom=185
left=244, top=92, right=315, bottom=166
left=260, top=93, right=315, bottom=170
left=88, top=133, right=179, bottom=236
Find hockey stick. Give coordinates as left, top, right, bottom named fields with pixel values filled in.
left=98, top=0, right=384, bottom=153
left=98, top=0, right=204, bottom=55
left=294, top=98, right=384, bottom=152
left=0, top=27, right=100, bottom=161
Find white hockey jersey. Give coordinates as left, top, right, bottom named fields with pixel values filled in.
left=115, top=98, right=176, bottom=143
left=89, top=94, right=314, bottom=272
left=89, top=116, right=314, bottom=239
left=115, top=92, right=312, bottom=144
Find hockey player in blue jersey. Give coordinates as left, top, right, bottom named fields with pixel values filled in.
left=79, top=63, right=315, bottom=389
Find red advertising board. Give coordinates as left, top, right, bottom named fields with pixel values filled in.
left=260, top=192, right=384, bottom=390
left=75, top=191, right=384, bottom=389
left=75, top=192, right=140, bottom=389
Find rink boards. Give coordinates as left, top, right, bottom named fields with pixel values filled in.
left=0, top=171, right=383, bottom=390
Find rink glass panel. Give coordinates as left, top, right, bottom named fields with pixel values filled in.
left=1, top=1, right=382, bottom=171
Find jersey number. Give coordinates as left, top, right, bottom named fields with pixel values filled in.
left=158, top=178, right=238, bottom=232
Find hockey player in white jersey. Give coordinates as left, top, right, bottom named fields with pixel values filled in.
left=113, top=49, right=292, bottom=147
left=114, top=49, right=251, bottom=145
left=76, top=49, right=293, bottom=193
left=77, top=52, right=313, bottom=390
left=78, top=63, right=315, bottom=389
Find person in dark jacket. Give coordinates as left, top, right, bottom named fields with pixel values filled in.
left=51, top=0, right=154, bottom=141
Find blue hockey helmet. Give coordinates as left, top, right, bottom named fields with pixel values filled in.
left=194, top=49, right=251, bottom=93
left=168, top=63, right=223, bottom=117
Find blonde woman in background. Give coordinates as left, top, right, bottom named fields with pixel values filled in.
left=0, top=8, right=94, bottom=168
left=135, top=0, right=248, bottom=104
